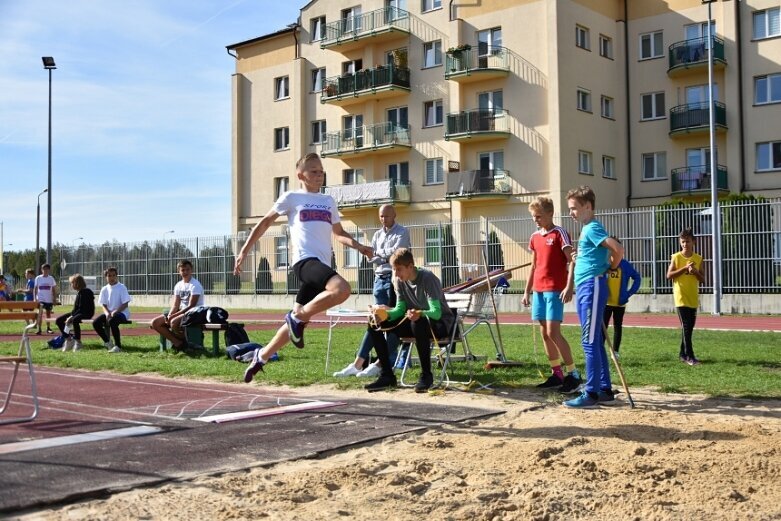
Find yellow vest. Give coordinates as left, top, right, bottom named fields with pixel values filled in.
left=606, top=267, right=623, bottom=307
left=671, top=251, right=702, bottom=308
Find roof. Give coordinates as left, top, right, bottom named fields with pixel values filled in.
left=226, top=24, right=298, bottom=51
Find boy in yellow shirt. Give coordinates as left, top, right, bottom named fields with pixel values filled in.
left=666, top=228, right=705, bottom=365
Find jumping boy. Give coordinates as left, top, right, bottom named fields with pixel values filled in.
left=564, top=186, right=624, bottom=408
left=234, top=152, right=372, bottom=383
left=522, top=196, right=582, bottom=393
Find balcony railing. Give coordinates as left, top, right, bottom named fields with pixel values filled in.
left=321, top=7, right=410, bottom=48
left=320, top=122, right=411, bottom=157
left=446, top=169, right=511, bottom=198
left=669, top=101, right=727, bottom=135
left=322, top=180, right=411, bottom=207
left=668, top=35, right=726, bottom=73
left=445, top=109, right=510, bottom=140
left=321, top=64, right=410, bottom=103
left=445, top=46, right=510, bottom=79
left=671, top=165, right=729, bottom=195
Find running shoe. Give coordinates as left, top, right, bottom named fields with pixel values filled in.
left=365, top=374, right=397, bottom=392
left=563, top=391, right=599, bottom=409
left=244, top=348, right=266, bottom=383
left=414, top=373, right=434, bottom=394
left=536, top=374, right=563, bottom=388
left=333, top=364, right=361, bottom=377
left=285, top=311, right=306, bottom=349
left=559, top=373, right=582, bottom=393
left=597, top=389, right=617, bottom=406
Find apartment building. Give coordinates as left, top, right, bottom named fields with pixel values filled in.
left=227, top=0, right=781, bottom=238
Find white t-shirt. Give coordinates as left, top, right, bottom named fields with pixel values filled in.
left=272, top=190, right=340, bottom=265
left=173, top=278, right=204, bottom=311
left=34, top=274, right=57, bottom=303
left=98, top=282, right=132, bottom=319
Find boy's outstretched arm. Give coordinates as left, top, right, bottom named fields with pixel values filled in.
left=234, top=208, right=280, bottom=275
left=332, top=222, right=373, bottom=257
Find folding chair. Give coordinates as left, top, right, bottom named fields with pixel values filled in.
left=0, top=301, right=40, bottom=425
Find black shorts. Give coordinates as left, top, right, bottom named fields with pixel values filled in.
left=39, top=302, right=53, bottom=311
left=293, top=257, right=339, bottom=306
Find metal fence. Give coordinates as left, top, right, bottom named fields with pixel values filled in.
left=60, top=198, right=781, bottom=296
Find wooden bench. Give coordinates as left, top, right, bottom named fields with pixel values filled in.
left=0, top=301, right=40, bottom=424
left=157, top=323, right=228, bottom=356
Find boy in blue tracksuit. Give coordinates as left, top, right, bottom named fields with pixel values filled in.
left=604, top=237, right=641, bottom=355
left=564, top=186, right=624, bottom=409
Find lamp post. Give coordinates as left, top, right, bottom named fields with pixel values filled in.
left=702, top=0, right=722, bottom=315
left=0, top=221, right=4, bottom=273
left=71, top=237, right=83, bottom=273
left=42, top=56, right=56, bottom=266
left=36, top=188, right=48, bottom=273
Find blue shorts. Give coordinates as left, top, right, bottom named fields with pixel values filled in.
left=531, top=291, right=564, bottom=322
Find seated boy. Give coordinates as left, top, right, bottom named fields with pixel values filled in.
left=150, top=259, right=204, bottom=351
left=363, top=248, right=454, bottom=393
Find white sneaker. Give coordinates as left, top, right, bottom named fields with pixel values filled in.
left=356, top=362, right=381, bottom=378
left=108, top=345, right=122, bottom=353
left=333, top=364, right=361, bottom=377
left=104, top=341, right=114, bottom=349
left=73, top=340, right=83, bottom=352
left=62, top=337, right=75, bottom=352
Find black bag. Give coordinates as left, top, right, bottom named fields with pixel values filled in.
left=181, top=306, right=229, bottom=327
left=226, top=341, right=262, bottom=361
left=224, top=322, right=250, bottom=346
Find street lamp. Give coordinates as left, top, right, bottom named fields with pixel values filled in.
left=36, top=188, right=48, bottom=272
left=163, top=230, right=175, bottom=240
left=702, top=0, right=722, bottom=315
left=42, top=56, right=56, bottom=266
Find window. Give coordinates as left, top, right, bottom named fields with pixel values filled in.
left=601, top=95, right=614, bottom=119
left=423, top=40, right=442, bottom=67
left=755, top=73, right=781, bottom=104
left=388, top=162, right=410, bottom=184
left=422, top=0, right=441, bottom=13
left=479, top=150, right=505, bottom=173
left=311, top=120, right=326, bottom=144
left=275, top=236, right=288, bottom=269
left=344, top=232, right=361, bottom=268
left=310, top=16, right=325, bottom=42
left=576, top=25, right=590, bottom=50
left=599, top=34, right=613, bottom=58
left=478, top=27, right=503, bottom=55
left=274, top=76, right=289, bottom=100
left=685, top=21, right=716, bottom=41
left=274, top=177, right=290, bottom=199
left=642, top=152, right=667, bottom=180
left=424, top=228, right=441, bottom=265
left=341, top=6, right=362, bottom=34
left=577, top=88, right=592, bottom=112
left=641, top=92, right=665, bottom=120
left=602, top=156, right=616, bottom=179
left=756, top=141, right=781, bottom=171
left=311, top=68, right=325, bottom=92
left=343, top=115, right=364, bottom=147
left=387, top=106, right=409, bottom=128
left=478, top=89, right=503, bottom=111
left=639, top=30, right=663, bottom=59
left=424, top=100, right=443, bottom=127
left=342, top=168, right=364, bottom=184
left=274, top=127, right=289, bottom=151
left=342, top=59, right=363, bottom=75
left=753, top=7, right=781, bottom=39
left=578, top=151, right=592, bottom=175
left=425, top=158, right=444, bottom=184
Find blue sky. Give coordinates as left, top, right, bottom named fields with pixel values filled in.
left=0, top=0, right=300, bottom=251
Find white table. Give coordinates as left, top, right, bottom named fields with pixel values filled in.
left=324, top=308, right=370, bottom=374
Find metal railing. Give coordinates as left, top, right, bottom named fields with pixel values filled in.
left=321, top=64, right=410, bottom=102
left=322, top=180, right=411, bottom=207
left=445, top=109, right=510, bottom=138
left=445, top=46, right=510, bottom=76
left=671, top=165, right=729, bottom=194
left=59, top=198, right=781, bottom=296
left=320, top=122, right=411, bottom=157
left=668, top=35, right=725, bottom=71
left=669, top=101, right=727, bottom=134
left=321, top=7, right=410, bottom=47
left=446, top=169, right=511, bottom=197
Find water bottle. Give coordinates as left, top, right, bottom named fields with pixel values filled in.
left=63, top=325, right=71, bottom=336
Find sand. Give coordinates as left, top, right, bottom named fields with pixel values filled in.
left=13, top=385, right=781, bottom=521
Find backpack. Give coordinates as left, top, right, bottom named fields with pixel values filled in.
left=224, top=322, right=250, bottom=346
left=226, top=341, right=262, bottom=361
left=181, top=306, right=229, bottom=327
left=47, top=335, right=65, bottom=349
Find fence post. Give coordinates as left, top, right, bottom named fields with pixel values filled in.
left=651, top=205, right=657, bottom=295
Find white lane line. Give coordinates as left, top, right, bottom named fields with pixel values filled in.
left=0, top=426, right=163, bottom=455
left=194, top=400, right=345, bottom=423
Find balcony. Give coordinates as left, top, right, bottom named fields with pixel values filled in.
left=321, top=7, right=410, bottom=51
left=446, top=169, right=512, bottom=199
left=669, top=101, right=727, bottom=136
left=321, top=64, right=410, bottom=106
left=671, top=165, right=729, bottom=197
left=320, top=122, right=411, bottom=158
left=445, top=46, right=510, bottom=83
left=322, top=180, right=411, bottom=209
left=445, top=109, right=511, bottom=142
left=668, top=36, right=726, bottom=77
